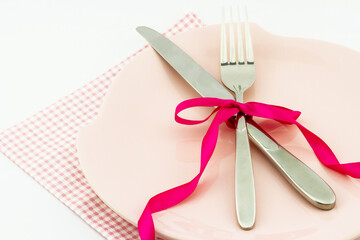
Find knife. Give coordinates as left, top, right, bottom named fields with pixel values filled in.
left=136, top=26, right=335, bottom=210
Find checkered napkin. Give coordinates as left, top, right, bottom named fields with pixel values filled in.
left=0, top=13, right=204, bottom=240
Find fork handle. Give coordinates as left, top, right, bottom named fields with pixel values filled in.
left=235, top=115, right=256, bottom=229
left=246, top=122, right=336, bottom=210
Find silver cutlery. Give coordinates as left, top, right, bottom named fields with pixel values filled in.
left=136, top=18, right=336, bottom=226
left=221, top=6, right=256, bottom=229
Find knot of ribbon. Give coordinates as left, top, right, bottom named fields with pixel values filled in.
left=138, top=97, right=360, bottom=240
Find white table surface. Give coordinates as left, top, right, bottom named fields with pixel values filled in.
left=1, top=0, right=360, bottom=239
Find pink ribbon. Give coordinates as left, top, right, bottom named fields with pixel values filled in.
left=138, top=98, right=360, bottom=240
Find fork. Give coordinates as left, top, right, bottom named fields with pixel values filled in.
left=221, top=6, right=256, bottom=230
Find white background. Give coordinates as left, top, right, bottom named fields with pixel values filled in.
left=1, top=0, right=360, bottom=239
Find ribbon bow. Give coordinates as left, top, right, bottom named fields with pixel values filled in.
left=138, top=97, right=360, bottom=240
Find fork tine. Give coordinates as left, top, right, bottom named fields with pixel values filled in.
left=244, top=6, right=254, bottom=64
left=221, top=7, right=228, bottom=65
left=229, top=7, right=236, bottom=64
left=237, top=6, right=245, bottom=64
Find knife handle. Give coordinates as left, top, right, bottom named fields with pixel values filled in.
left=246, top=122, right=336, bottom=210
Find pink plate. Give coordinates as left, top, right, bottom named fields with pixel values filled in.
left=77, top=25, right=360, bottom=240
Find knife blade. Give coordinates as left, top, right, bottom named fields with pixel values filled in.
left=136, top=26, right=335, bottom=210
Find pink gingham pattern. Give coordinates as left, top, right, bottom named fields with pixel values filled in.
left=0, top=13, right=204, bottom=240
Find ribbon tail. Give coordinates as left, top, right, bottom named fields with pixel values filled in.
left=138, top=107, right=239, bottom=239
left=296, top=122, right=360, bottom=178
